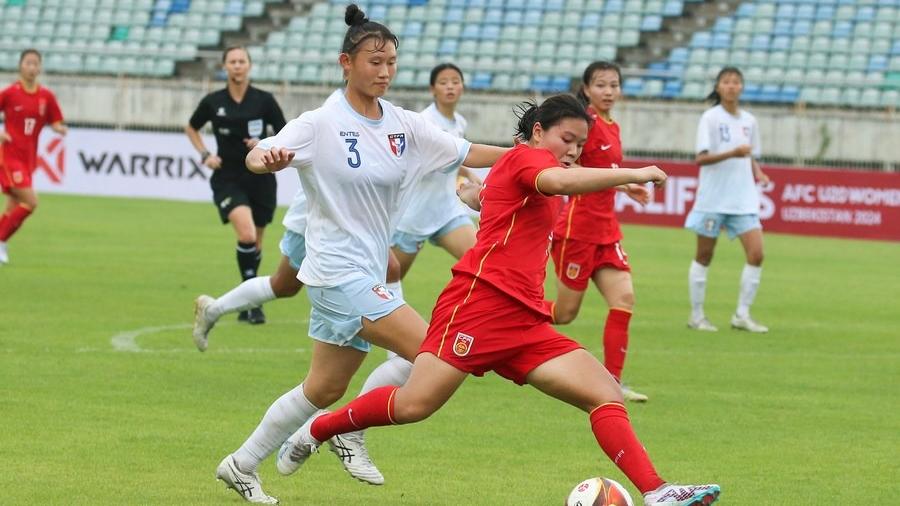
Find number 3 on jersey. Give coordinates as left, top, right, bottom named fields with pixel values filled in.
left=345, top=138, right=361, bottom=168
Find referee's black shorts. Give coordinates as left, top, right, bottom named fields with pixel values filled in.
left=210, top=172, right=277, bottom=227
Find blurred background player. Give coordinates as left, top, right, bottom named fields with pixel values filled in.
left=277, top=95, right=720, bottom=506
left=388, top=62, right=481, bottom=297
left=185, top=46, right=287, bottom=324
left=550, top=61, right=651, bottom=403
left=686, top=67, right=770, bottom=333
left=0, top=49, right=66, bottom=265
left=213, top=6, right=508, bottom=503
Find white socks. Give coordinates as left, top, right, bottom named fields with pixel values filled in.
left=232, top=383, right=319, bottom=473
left=209, top=276, right=276, bottom=319
left=688, top=260, right=708, bottom=321
left=360, top=355, right=413, bottom=395
left=736, top=264, right=762, bottom=318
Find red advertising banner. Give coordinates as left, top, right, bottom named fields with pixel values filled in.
left=617, top=160, right=900, bottom=242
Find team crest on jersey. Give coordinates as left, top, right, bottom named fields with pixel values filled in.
left=566, top=262, right=581, bottom=279
left=372, top=284, right=394, bottom=300
left=452, top=332, right=474, bottom=357
left=387, top=133, right=406, bottom=157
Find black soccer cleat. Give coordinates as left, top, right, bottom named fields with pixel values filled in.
left=248, top=306, right=266, bottom=325
left=238, top=310, right=250, bottom=322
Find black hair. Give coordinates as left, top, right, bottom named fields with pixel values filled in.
left=222, top=46, right=250, bottom=63
left=429, top=63, right=464, bottom=86
left=576, top=60, right=621, bottom=104
left=343, top=4, right=399, bottom=55
left=707, top=66, right=743, bottom=105
left=19, top=48, right=41, bottom=64
left=514, top=94, right=593, bottom=141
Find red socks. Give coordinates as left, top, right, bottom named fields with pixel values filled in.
left=0, top=204, right=33, bottom=241
left=590, top=403, right=664, bottom=494
left=603, top=308, right=631, bottom=382
left=310, top=386, right=399, bottom=442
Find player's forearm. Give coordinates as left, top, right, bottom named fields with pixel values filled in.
left=457, top=182, right=482, bottom=211
left=245, top=148, right=268, bottom=174
left=696, top=150, right=738, bottom=166
left=537, top=167, right=653, bottom=196
left=184, top=126, right=209, bottom=156
left=462, top=144, right=508, bottom=168
left=50, top=122, right=67, bottom=135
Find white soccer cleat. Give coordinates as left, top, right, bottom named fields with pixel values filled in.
left=328, top=430, right=385, bottom=485
left=216, top=455, right=279, bottom=504
left=687, top=317, right=718, bottom=332
left=192, top=295, right=217, bottom=352
left=0, top=241, right=8, bottom=265
left=621, top=383, right=649, bottom=403
left=643, top=483, right=720, bottom=505
left=730, top=314, right=768, bottom=333
left=276, top=410, right=325, bottom=476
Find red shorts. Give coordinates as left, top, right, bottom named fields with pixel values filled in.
left=0, top=146, right=32, bottom=192
left=551, top=237, right=630, bottom=291
left=420, top=275, right=582, bottom=385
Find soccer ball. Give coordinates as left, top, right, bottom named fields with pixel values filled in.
left=566, top=477, right=634, bottom=506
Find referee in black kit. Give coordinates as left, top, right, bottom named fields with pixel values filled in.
left=185, top=46, right=286, bottom=324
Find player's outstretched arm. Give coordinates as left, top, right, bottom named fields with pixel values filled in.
left=462, top=144, right=509, bottom=168
left=50, top=122, right=67, bottom=136
left=537, top=166, right=666, bottom=196
left=246, top=146, right=294, bottom=174
left=457, top=181, right=483, bottom=211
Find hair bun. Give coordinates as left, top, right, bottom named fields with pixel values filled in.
left=345, top=4, right=368, bottom=27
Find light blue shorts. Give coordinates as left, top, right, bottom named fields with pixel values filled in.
left=279, top=229, right=307, bottom=270
left=684, top=210, right=762, bottom=240
left=391, top=214, right=474, bottom=254
left=306, top=275, right=406, bottom=353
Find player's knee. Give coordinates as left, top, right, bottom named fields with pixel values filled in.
left=747, top=251, right=764, bottom=266
left=695, top=251, right=713, bottom=266
left=305, top=383, right=348, bottom=408
left=612, top=291, right=635, bottom=311
left=554, top=305, right=579, bottom=325
left=393, top=398, right=437, bottom=424
left=271, top=276, right=302, bottom=298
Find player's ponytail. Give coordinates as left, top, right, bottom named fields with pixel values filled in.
left=514, top=94, right=593, bottom=141
left=707, top=66, right=743, bottom=105
left=577, top=61, right=621, bottom=105
left=342, top=4, right=399, bottom=55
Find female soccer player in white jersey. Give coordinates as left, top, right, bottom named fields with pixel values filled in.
left=388, top=63, right=480, bottom=294
left=213, top=6, right=508, bottom=503
left=686, top=67, right=770, bottom=333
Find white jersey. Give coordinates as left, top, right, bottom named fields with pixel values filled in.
left=693, top=104, right=761, bottom=214
left=279, top=89, right=344, bottom=235
left=258, top=93, right=471, bottom=286
left=395, top=103, right=469, bottom=235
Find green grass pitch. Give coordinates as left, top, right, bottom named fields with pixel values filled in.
left=1, top=194, right=897, bottom=504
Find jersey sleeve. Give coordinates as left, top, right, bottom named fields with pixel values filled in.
left=188, top=95, right=210, bottom=130
left=256, top=110, right=316, bottom=168
left=750, top=115, right=762, bottom=159
left=514, top=150, right=557, bottom=195
left=266, top=93, right=287, bottom=134
left=45, top=90, right=63, bottom=124
left=0, top=86, right=7, bottom=112
left=695, top=111, right=712, bottom=154
left=406, top=110, right=471, bottom=174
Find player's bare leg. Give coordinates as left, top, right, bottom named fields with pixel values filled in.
left=552, top=280, right=587, bottom=325
left=688, top=235, right=718, bottom=331
left=434, top=223, right=476, bottom=259
left=732, top=228, right=767, bottom=332
left=594, top=268, right=646, bottom=402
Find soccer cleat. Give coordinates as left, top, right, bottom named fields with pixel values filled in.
left=731, top=314, right=768, bottom=333
left=192, top=295, right=217, bottom=352
left=216, top=454, right=279, bottom=504
left=248, top=306, right=266, bottom=325
left=0, top=241, right=8, bottom=264
left=621, top=383, right=649, bottom=403
left=238, top=310, right=250, bottom=322
left=276, top=411, right=325, bottom=476
left=687, top=317, right=718, bottom=332
left=643, top=483, right=720, bottom=505
left=328, top=430, right=385, bottom=485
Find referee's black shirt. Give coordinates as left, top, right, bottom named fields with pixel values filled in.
left=189, top=85, right=287, bottom=178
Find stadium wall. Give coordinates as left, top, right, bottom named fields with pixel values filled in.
left=6, top=73, right=898, bottom=170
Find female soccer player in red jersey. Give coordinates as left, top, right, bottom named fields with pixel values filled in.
left=278, top=95, right=721, bottom=506
left=550, top=61, right=650, bottom=402
left=0, top=49, right=66, bottom=265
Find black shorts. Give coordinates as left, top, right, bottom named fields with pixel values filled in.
left=210, top=172, right=277, bottom=227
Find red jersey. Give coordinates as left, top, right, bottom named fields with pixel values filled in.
left=451, top=144, right=561, bottom=318
left=552, top=107, right=623, bottom=244
left=0, top=82, right=63, bottom=171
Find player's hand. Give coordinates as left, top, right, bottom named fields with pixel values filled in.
left=52, top=124, right=68, bottom=136
left=459, top=166, right=483, bottom=186
left=0, top=132, right=10, bottom=143
left=204, top=154, right=223, bottom=170
left=260, top=147, right=294, bottom=172
left=636, top=165, right=667, bottom=187
left=244, top=138, right=260, bottom=149
left=456, top=181, right=483, bottom=212
left=732, top=144, right=752, bottom=157
left=755, top=170, right=771, bottom=185
left=623, top=183, right=650, bottom=205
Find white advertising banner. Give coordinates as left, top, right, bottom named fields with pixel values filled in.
left=31, top=127, right=300, bottom=205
